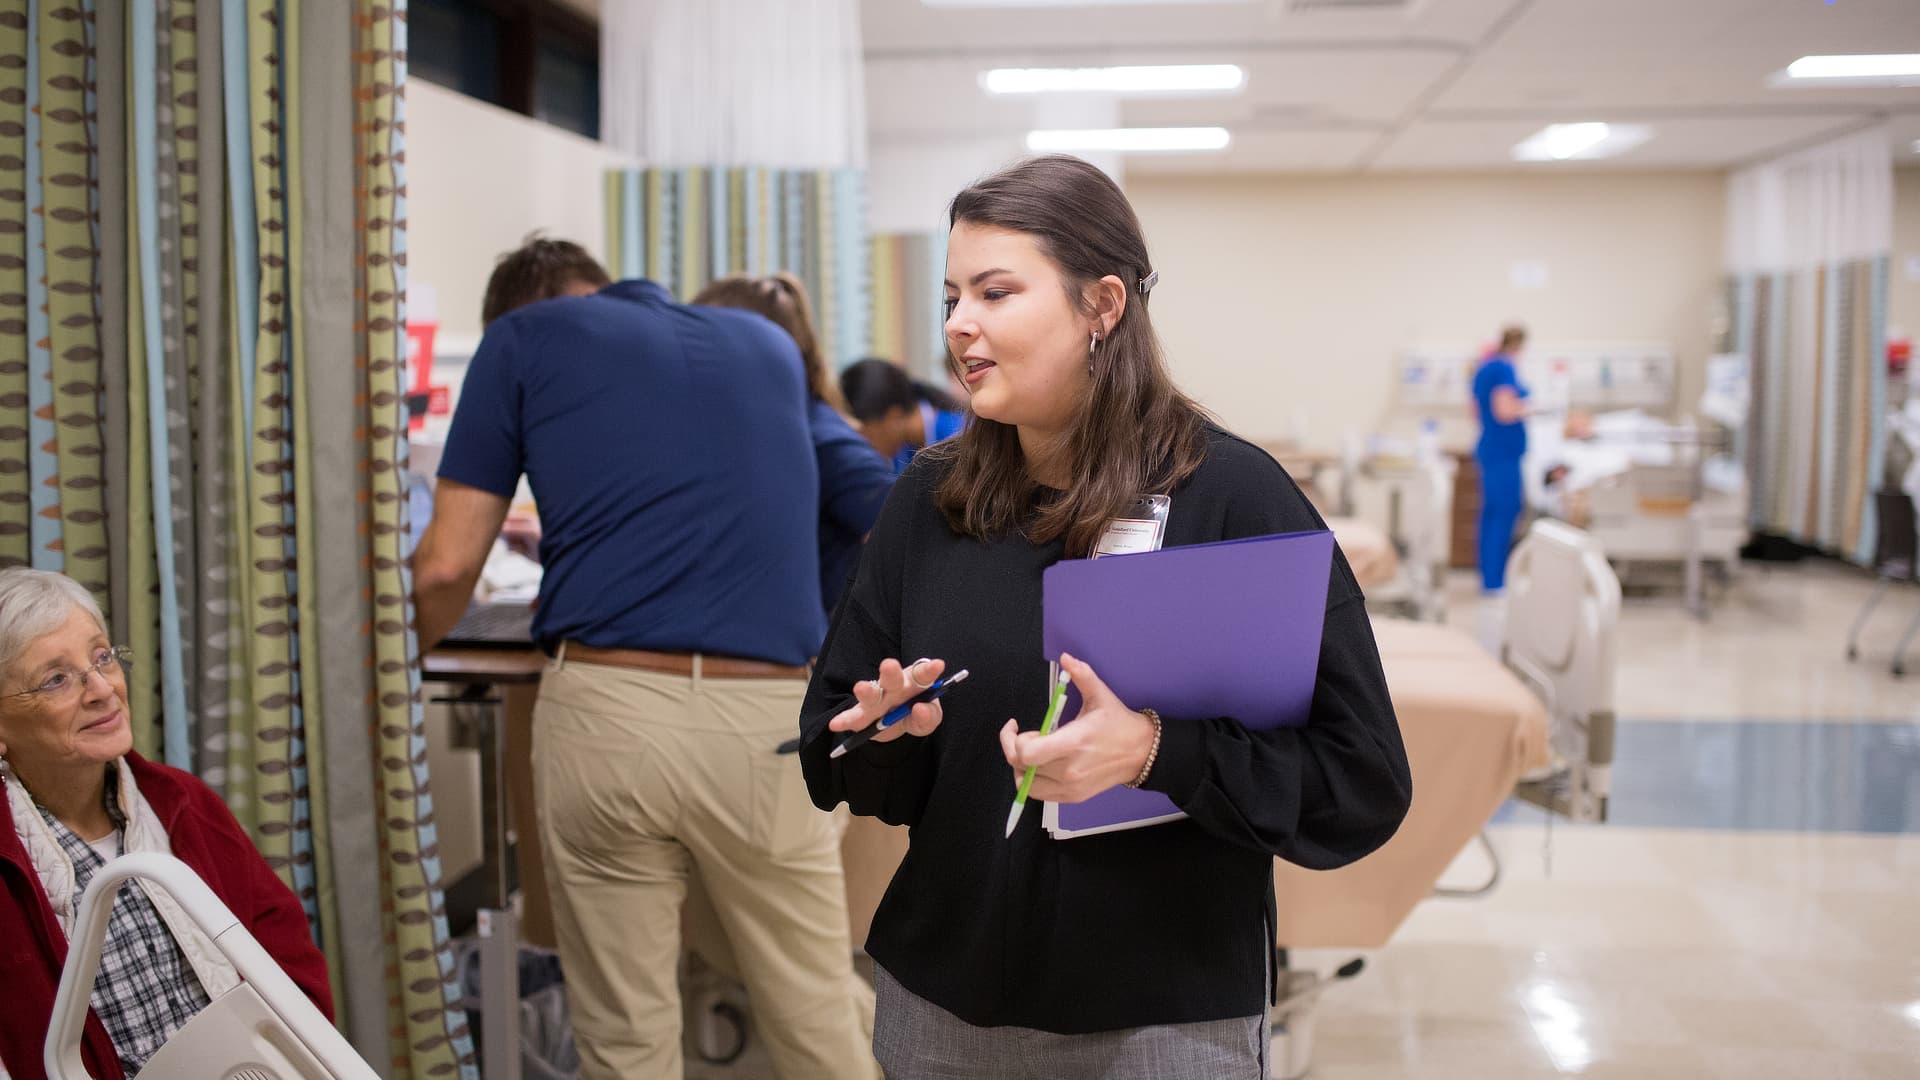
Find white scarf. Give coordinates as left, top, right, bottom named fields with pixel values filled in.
left=3, top=757, right=241, bottom=1003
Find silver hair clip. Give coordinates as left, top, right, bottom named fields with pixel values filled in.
left=1138, top=270, right=1159, bottom=296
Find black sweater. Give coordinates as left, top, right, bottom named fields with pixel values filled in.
left=798, top=427, right=1411, bottom=1034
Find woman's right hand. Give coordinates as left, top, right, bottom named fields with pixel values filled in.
left=827, top=657, right=947, bottom=744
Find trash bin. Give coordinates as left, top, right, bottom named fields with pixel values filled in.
left=455, top=940, right=581, bottom=1080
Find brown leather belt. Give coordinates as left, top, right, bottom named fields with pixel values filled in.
left=561, top=642, right=808, bottom=680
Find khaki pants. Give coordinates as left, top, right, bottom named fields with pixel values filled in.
left=682, top=814, right=878, bottom=1044
left=533, top=654, right=880, bottom=1080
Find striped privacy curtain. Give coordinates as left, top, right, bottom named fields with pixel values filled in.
left=1731, top=262, right=1888, bottom=562
left=604, top=166, right=872, bottom=368
left=869, top=231, right=948, bottom=381
left=0, top=2, right=476, bottom=1075
left=1725, top=129, right=1891, bottom=564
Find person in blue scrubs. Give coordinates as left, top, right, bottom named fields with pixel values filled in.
left=693, top=274, right=897, bottom=617
left=1472, top=325, right=1532, bottom=593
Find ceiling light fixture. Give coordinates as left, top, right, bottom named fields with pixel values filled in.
left=984, top=64, right=1246, bottom=95
left=1026, top=127, right=1232, bottom=153
left=1775, top=54, right=1920, bottom=87
left=1512, top=122, right=1651, bottom=162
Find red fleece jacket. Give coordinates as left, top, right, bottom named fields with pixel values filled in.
left=0, top=752, right=333, bottom=1080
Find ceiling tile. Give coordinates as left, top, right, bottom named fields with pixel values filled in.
left=859, top=0, right=1920, bottom=172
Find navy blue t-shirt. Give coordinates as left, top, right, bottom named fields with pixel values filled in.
left=808, top=399, right=894, bottom=617
left=1472, top=353, right=1529, bottom=461
left=437, top=279, right=825, bottom=664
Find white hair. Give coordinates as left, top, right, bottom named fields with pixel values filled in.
left=0, top=568, right=109, bottom=680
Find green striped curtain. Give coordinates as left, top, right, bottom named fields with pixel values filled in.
left=606, top=166, right=873, bottom=369
left=1, top=2, right=477, bottom=1075
left=0, top=0, right=110, bottom=592
left=1731, top=259, right=1887, bottom=564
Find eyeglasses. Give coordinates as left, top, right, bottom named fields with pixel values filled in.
left=3, top=646, right=134, bottom=704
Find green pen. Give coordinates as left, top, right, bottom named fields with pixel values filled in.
left=1005, top=667, right=1073, bottom=838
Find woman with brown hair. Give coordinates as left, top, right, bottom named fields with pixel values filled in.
left=693, top=272, right=896, bottom=616
left=796, top=155, right=1411, bottom=1078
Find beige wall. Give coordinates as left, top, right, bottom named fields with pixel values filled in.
left=1127, top=172, right=1727, bottom=450
left=1894, top=167, right=1920, bottom=349
left=406, top=79, right=634, bottom=347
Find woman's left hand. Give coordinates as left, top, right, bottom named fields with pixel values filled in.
left=999, top=653, right=1156, bottom=803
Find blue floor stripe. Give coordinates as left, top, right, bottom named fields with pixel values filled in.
left=1495, top=719, right=1920, bottom=834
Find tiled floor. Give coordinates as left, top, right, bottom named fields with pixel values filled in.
left=1287, top=561, right=1920, bottom=1078
left=1486, top=719, right=1920, bottom=833
left=686, top=558, right=1920, bottom=1078
left=1298, top=825, right=1920, bottom=1079
left=1534, top=559, right=1919, bottom=722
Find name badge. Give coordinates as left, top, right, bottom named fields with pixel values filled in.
left=1093, top=494, right=1171, bottom=558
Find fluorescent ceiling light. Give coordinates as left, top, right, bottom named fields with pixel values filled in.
left=1027, top=127, right=1231, bottom=153
left=984, top=64, right=1245, bottom=95
left=1782, top=53, right=1920, bottom=82
left=1517, top=122, right=1610, bottom=160
left=1512, top=122, right=1651, bottom=162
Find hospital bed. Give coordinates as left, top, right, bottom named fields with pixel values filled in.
left=838, top=521, right=1620, bottom=1079
left=1258, top=444, right=1408, bottom=598
left=1538, top=415, right=1743, bottom=618
left=1331, top=446, right=1455, bottom=623
left=1267, top=519, right=1619, bottom=1077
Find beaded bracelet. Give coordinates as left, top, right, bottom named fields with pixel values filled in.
left=1124, top=708, right=1162, bottom=789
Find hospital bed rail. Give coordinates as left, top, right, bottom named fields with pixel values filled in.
left=1503, top=518, right=1621, bottom=823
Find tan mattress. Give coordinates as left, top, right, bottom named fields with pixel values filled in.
left=1272, top=617, right=1550, bottom=948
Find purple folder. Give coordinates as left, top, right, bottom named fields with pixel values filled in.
left=1040, top=530, right=1334, bottom=837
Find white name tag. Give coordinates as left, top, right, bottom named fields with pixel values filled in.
left=1092, top=494, right=1171, bottom=558
left=1094, top=518, right=1163, bottom=557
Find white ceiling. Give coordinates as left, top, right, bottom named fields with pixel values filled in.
left=861, top=0, right=1920, bottom=173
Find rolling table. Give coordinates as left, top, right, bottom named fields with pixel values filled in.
left=421, top=644, right=546, bottom=1080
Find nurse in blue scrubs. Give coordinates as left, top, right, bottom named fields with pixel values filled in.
left=1472, top=325, right=1531, bottom=593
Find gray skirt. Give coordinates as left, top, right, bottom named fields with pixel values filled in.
left=872, top=964, right=1268, bottom=1080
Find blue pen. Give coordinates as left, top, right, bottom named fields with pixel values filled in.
left=830, top=669, right=971, bottom=759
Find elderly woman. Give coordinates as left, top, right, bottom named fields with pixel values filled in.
left=0, top=568, right=331, bottom=1080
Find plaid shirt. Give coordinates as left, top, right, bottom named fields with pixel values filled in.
left=40, top=804, right=211, bottom=1076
